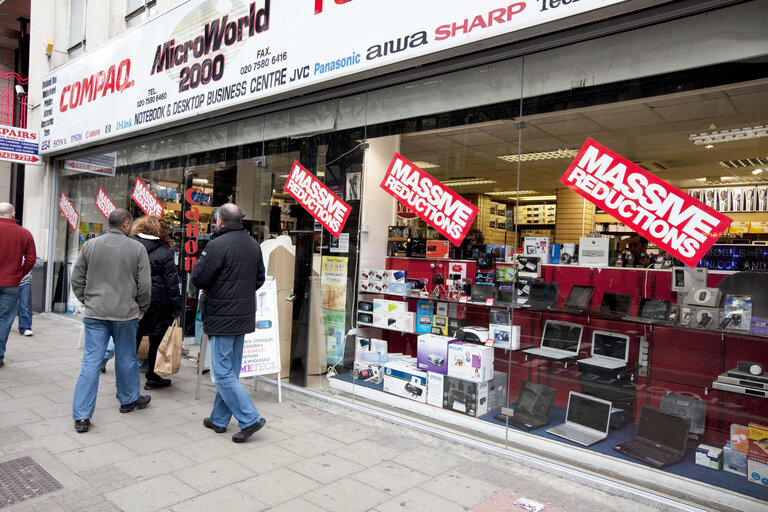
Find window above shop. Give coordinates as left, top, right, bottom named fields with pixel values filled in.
left=125, top=0, right=157, bottom=28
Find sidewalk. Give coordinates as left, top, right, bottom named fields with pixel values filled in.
left=1, top=313, right=680, bottom=512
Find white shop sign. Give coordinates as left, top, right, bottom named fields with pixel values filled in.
left=40, top=0, right=627, bottom=155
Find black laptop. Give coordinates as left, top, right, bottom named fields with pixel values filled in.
left=599, top=292, right=633, bottom=318
left=470, top=283, right=496, bottom=303
left=495, top=380, right=556, bottom=431
left=638, top=298, right=672, bottom=322
left=561, top=285, right=595, bottom=312
left=495, top=286, right=517, bottom=308
left=613, top=405, right=690, bottom=469
left=522, top=282, right=558, bottom=309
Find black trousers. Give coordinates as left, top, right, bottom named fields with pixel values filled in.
left=136, top=332, right=165, bottom=381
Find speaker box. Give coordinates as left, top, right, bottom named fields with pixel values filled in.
left=660, top=391, right=707, bottom=435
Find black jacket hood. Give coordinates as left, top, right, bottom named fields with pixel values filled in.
left=134, top=235, right=164, bottom=254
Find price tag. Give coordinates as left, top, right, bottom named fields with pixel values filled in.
left=485, top=298, right=495, bottom=306
left=484, top=338, right=494, bottom=347
left=459, top=295, right=469, bottom=303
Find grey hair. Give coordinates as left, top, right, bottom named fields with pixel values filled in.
left=217, top=203, right=244, bottom=225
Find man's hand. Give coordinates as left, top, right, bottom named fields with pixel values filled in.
left=138, top=315, right=143, bottom=321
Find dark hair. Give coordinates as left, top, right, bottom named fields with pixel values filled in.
left=217, top=203, right=243, bottom=225
left=108, top=208, right=133, bottom=228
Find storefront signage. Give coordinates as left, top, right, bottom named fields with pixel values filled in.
left=182, top=187, right=204, bottom=271
left=58, top=192, right=79, bottom=231
left=0, top=126, right=40, bottom=165
left=95, top=187, right=117, bottom=220
left=242, top=278, right=281, bottom=377
left=560, top=138, right=732, bottom=267
left=131, top=177, right=164, bottom=217
left=39, top=0, right=628, bottom=155
left=63, top=153, right=117, bottom=176
left=284, top=161, right=351, bottom=238
left=381, top=153, right=478, bottom=246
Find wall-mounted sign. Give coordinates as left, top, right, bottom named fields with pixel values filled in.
left=63, top=153, right=117, bottom=176
left=284, top=161, right=351, bottom=238
left=560, top=138, right=732, bottom=267
left=380, top=153, right=478, bottom=246
left=0, top=126, right=40, bottom=165
left=58, top=192, right=79, bottom=231
left=39, top=0, right=628, bottom=155
left=131, top=177, right=164, bottom=217
left=396, top=202, right=417, bottom=219
left=95, top=187, right=117, bottom=220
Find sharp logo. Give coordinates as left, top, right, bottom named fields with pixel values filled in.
left=59, top=59, right=134, bottom=112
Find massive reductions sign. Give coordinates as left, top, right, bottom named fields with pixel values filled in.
left=284, top=161, right=351, bottom=238
left=39, top=0, right=628, bottom=155
left=560, top=138, right=733, bottom=267
left=381, top=153, right=478, bottom=246
left=131, top=177, right=164, bottom=217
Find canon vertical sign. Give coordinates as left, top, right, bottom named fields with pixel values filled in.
left=560, top=138, right=732, bottom=267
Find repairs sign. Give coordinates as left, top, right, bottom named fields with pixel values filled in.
left=560, top=138, right=732, bottom=267
left=283, top=161, right=351, bottom=238
left=380, top=153, right=478, bottom=246
left=0, top=126, right=40, bottom=165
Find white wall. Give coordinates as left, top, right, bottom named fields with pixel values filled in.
left=359, top=135, right=398, bottom=271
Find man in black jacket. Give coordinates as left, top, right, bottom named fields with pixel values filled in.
left=191, top=203, right=266, bottom=443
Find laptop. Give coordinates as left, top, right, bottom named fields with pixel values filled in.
left=638, top=298, right=672, bottom=321
left=495, top=286, right=517, bottom=308
left=523, top=320, right=583, bottom=361
left=561, top=285, right=595, bottom=312
left=495, top=380, right=557, bottom=431
left=599, top=292, right=633, bottom=317
left=578, top=331, right=630, bottom=370
left=521, top=282, right=558, bottom=309
left=470, top=283, right=496, bottom=303
left=613, top=405, right=690, bottom=468
left=547, top=391, right=613, bottom=446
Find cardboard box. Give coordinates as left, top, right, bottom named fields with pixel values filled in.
left=579, top=237, right=610, bottom=266
left=724, top=442, right=747, bottom=476
left=353, top=361, right=382, bottom=384
left=747, top=458, right=768, bottom=487
left=416, top=334, right=457, bottom=374
left=731, top=423, right=749, bottom=453
left=416, top=299, right=433, bottom=334
left=426, top=372, right=444, bottom=407
left=442, top=372, right=508, bottom=417
left=382, top=359, right=427, bottom=386
left=523, top=237, right=550, bottom=264
left=383, top=374, right=427, bottom=403
left=695, top=444, right=723, bottom=470
left=432, top=315, right=448, bottom=335
left=447, top=342, right=494, bottom=382
left=426, top=240, right=450, bottom=258
left=747, top=422, right=768, bottom=487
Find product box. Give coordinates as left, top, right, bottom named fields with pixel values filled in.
left=695, top=444, right=723, bottom=470
left=447, top=342, right=494, bottom=382
left=416, top=299, right=433, bottom=334
left=382, top=359, right=427, bottom=386
left=579, top=237, right=610, bottom=266
left=382, top=374, right=427, bottom=403
left=442, top=372, right=508, bottom=417
left=523, top=237, right=551, bottom=264
left=724, top=442, right=748, bottom=476
left=495, top=263, right=517, bottom=284
left=426, top=372, right=444, bottom=407
left=488, top=323, right=521, bottom=350
left=426, top=240, right=450, bottom=258
left=353, top=360, right=382, bottom=384
left=486, top=244, right=512, bottom=261
left=731, top=423, right=749, bottom=453
left=389, top=269, right=408, bottom=283
left=748, top=422, right=768, bottom=487
left=416, top=334, right=457, bottom=374
left=435, top=302, right=448, bottom=316
left=432, top=315, right=449, bottom=335
left=747, top=458, right=768, bottom=487
left=389, top=282, right=413, bottom=296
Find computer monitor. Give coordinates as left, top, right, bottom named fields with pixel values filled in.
left=564, top=285, right=595, bottom=310
left=540, top=320, right=583, bottom=353
left=600, top=292, right=633, bottom=315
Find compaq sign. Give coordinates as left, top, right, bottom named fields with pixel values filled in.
left=59, top=59, right=134, bottom=112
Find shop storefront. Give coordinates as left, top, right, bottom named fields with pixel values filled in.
left=40, top=1, right=768, bottom=510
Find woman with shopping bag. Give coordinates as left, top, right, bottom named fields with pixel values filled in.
left=131, top=216, right=182, bottom=390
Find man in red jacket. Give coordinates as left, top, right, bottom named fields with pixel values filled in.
left=0, top=202, right=36, bottom=368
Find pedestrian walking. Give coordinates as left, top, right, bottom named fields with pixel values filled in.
left=0, top=202, right=36, bottom=369
left=131, top=215, right=182, bottom=389
left=191, top=202, right=267, bottom=443
left=70, top=208, right=152, bottom=433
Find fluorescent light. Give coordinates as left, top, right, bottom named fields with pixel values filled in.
left=410, top=161, right=439, bottom=169
left=720, top=156, right=768, bottom=169
left=753, top=169, right=764, bottom=175
left=689, top=125, right=767, bottom=145
left=486, top=190, right=539, bottom=196
left=498, top=149, right=578, bottom=163
left=441, top=178, right=496, bottom=186
left=517, top=195, right=557, bottom=201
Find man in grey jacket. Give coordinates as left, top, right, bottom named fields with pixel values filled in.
left=71, top=208, right=152, bottom=433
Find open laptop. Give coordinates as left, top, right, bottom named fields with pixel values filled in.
left=613, top=405, right=690, bottom=468
left=638, top=298, right=672, bottom=321
left=578, top=331, right=630, bottom=370
left=523, top=320, right=583, bottom=361
left=495, top=380, right=557, bottom=431
left=547, top=391, right=612, bottom=446
left=495, top=286, right=517, bottom=308
left=521, top=282, right=558, bottom=309
left=599, top=292, right=633, bottom=318
left=561, top=285, right=595, bottom=312
left=470, top=283, right=496, bottom=303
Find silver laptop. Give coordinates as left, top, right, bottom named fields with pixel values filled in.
left=523, top=320, right=583, bottom=361
left=547, top=392, right=612, bottom=446
left=578, top=331, right=630, bottom=370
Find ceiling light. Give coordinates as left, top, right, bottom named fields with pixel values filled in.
left=441, top=178, right=497, bottom=186
left=720, top=156, right=768, bottom=169
left=517, top=195, right=557, bottom=201
left=705, top=144, right=714, bottom=149
left=191, top=178, right=208, bottom=185
left=486, top=190, right=539, bottom=196
left=688, top=125, right=767, bottom=145
left=410, top=161, right=439, bottom=169
left=498, top=149, right=579, bottom=163
left=752, top=169, right=764, bottom=175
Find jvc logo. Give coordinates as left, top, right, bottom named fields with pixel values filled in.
left=314, top=0, right=352, bottom=15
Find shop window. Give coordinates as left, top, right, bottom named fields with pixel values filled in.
left=125, top=0, right=157, bottom=28
left=68, top=0, right=86, bottom=54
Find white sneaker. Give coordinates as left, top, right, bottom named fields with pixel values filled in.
left=23, top=330, right=33, bottom=336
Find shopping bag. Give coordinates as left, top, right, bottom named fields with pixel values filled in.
left=155, top=319, right=183, bottom=377
left=137, top=336, right=150, bottom=359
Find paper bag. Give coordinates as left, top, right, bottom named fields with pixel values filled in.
left=137, top=336, right=150, bottom=359
left=154, top=319, right=183, bottom=377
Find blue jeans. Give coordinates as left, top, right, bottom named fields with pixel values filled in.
left=17, top=282, right=32, bottom=333
left=209, top=335, right=262, bottom=429
left=0, top=286, right=20, bottom=363
left=73, top=318, right=140, bottom=420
